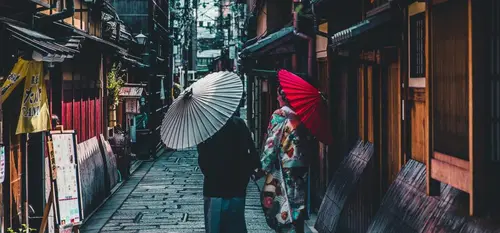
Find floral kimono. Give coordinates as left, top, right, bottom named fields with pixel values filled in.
left=261, top=106, right=308, bottom=233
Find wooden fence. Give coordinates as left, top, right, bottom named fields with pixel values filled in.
left=99, top=134, right=119, bottom=191
left=77, top=135, right=118, bottom=218
left=315, top=140, right=376, bottom=233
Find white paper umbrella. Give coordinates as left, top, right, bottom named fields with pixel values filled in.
left=161, top=71, right=243, bottom=149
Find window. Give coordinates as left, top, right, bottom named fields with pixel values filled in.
left=410, top=12, right=426, bottom=78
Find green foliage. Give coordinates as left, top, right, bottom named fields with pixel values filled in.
left=7, top=224, right=36, bottom=233
left=107, top=62, right=125, bottom=107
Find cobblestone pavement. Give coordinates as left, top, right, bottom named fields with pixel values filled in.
left=81, top=149, right=275, bottom=233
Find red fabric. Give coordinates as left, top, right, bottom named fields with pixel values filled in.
left=82, top=95, right=87, bottom=141
left=74, top=91, right=81, bottom=141
left=62, top=90, right=73, bottom=132
left=277, top=69, right=333, bottom=145
left=96, top=95, right=101, bottom=137
left=90, top=97, right=95, bottom=138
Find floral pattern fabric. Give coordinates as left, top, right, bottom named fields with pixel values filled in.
left=261, top=106, right=308, bottom=233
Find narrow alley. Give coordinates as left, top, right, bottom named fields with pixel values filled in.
left=80, top=149, right=274, bottom=233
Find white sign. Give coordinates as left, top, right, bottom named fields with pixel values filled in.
left=160, top=78, right=165, bottom=100
left=0, top=146, right=4, bottom=183
left=51, top=133, right=82, bottom=225
left=229, top=45, right=235, bottom=59
left=125, top=99, right=140, bottom=114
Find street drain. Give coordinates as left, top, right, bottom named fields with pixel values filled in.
left=133, top=212, right=144, bottom=223
left=182, top=213, right=189, bottom=222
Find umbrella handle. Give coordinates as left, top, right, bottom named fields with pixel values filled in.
left=183, top=87, right=193, bottom=99
left=319, top=91, right=327, bottom=102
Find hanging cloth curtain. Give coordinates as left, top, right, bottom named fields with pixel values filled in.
left=0, top=57, right=51, bottom=134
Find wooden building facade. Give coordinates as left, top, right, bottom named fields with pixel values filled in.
left=240, top=0, right=327, bottom=213
left=110, top=0, right=173, bottom=157
left=312, top=0, right=500, bottom=232
left=0, top=0, right=150, bottom=231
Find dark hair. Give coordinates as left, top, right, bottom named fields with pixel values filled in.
left=277, top=86, right=289, bottom=105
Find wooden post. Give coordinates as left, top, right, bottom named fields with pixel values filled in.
left=425, top=0, right=440, bottom=196
left=38, top=189, right=53, bottom=233
left=468, top=0, right=486, bottom=216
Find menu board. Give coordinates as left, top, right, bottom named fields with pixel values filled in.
left=50, top=132, right=83, bottom=226
left=59, top=223, right=73, bottom=233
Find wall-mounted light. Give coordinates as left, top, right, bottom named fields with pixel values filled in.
left=135, top=32, right=147, bottom=45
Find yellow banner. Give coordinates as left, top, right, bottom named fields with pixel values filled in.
left=16, top=59, right=50, bottom=134
left=1, top=58, right=30, bottom=103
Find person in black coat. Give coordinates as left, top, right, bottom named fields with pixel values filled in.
left=197, top=112, right=261, bottom=233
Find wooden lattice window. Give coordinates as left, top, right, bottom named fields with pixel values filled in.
left=410, top=12, right=425, bottom=78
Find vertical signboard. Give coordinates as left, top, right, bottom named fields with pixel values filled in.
left=49, top=131, right=83, bottom=228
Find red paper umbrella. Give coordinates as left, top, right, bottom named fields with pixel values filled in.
left=277, top=69, right=333, bottom=145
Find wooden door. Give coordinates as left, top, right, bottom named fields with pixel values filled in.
left=385, top=61, right=402, bottom=186
left=358, top=65, right=365, bottom=140
left=409, top=89, right=427, bottom=163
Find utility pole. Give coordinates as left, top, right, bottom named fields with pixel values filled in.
left=170, top=3, right=176, bottom=93
left=218, top=0, right=223, bottom=48
left=146, top=0, right=154, bottom=159
left=183, top=0, right=190, bottom=88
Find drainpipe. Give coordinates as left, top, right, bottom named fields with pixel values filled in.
left=38, top=0, right=75, bottom=23
left=292, top=11, right=314, bottom=78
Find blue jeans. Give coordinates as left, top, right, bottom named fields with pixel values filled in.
left=203, top=197, right=247, bottom=233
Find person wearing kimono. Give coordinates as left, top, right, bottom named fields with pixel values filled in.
left=257, top=87, right=310, bottom=233
left=197, top=109, right=261, bottom=233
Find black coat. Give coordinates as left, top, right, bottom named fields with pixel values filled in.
left=197, top=116, right=261, bottom=198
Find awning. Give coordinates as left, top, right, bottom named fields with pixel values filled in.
left=50, top=21, right=148, bottom=67
left=118, top=51, right=148, bottom=68
left=56, top=35, right=85, bottom=51
left=52, top=21, right=128, bottom=53
left=119, top=86, right=145, bottom=99
left=330, top=11, right=393, bottom=48
left=2, top=19, right=78, bottom=62
left=239, top=26, right=296, bottom=59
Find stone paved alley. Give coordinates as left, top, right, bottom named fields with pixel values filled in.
left=80, top=149, right=276, bottom=233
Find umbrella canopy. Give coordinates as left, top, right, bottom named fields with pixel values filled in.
left=277, top=69, right=333, bottom=145
left=161, top=71, right=243, bottom=149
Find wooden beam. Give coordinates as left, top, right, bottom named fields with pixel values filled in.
left=425, top=0, right=440, bottom=196
left=409, top=1, right=426, bottom=16
left=467, top=0, right=474, bottom=214
left=431, top=0, right=448, bottom=5
left=30, top=0, right=50, bottom=8
left=38, top=189, right=54, bottom=233
left=434, top=152, right=468, bottom=170
left=468, top=0, right=487, bottom=216
left=431, top=158, right=470, bottom=193
left=367, top=66, right=373, bottom=143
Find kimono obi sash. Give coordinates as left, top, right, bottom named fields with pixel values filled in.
left=282, top=159, right=306, bottom=168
